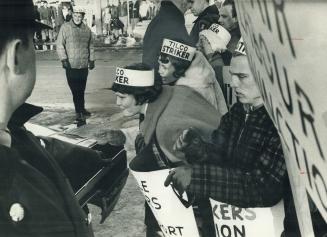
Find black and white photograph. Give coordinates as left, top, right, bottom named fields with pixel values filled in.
left=0, top=0, right=326, bottom=236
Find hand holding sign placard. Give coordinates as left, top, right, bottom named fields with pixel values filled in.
left=130, top=168, right=200, bottom=237
left=129, top=149, right=200, bottom=237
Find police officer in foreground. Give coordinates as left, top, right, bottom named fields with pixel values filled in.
left=57, top=5, right=95, bottom=124
left=0, top=1, right=116, bottom=236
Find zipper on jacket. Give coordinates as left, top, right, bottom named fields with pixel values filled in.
left=236, top=111, right=250, bottom=147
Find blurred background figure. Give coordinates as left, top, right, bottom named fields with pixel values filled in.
left=103, top=6, right=112, bottom=36
left=33, top=0, right=43, bottom=49
left=118, top=0, right=128, bottom=35
left=129, top=0, right=140, bottom=34
left=139, top=0, right=150, bottom=21
left=39, top=0, right=52, bottom=43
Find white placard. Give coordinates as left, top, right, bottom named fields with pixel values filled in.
left=235, top=1, right=327, bottom=235
left=210, top=199, right=284, bottom=237
left=130, top=168, right=200, bottom=237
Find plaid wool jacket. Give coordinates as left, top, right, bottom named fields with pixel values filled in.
left=188, top=102, right=287, bottom=207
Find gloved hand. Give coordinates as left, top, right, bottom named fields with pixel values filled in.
left=89, top=60, right=95, bottom=70
left=93, top=129, right=126, bottom=146
left=164, top=166, right=193, bottom=196
left=61, top=59, right=71, bottom=69
left=173, top=127, right=208, bottom=164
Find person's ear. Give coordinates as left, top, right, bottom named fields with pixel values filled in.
left=5, top=39, right=26, bottom=76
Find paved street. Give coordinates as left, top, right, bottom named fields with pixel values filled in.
left=29, top=48, right=146, bottom=237
left=29, top=48, right=142, bottom=109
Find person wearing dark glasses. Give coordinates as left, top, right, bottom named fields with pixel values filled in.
left=158, top=38, right=228, bottom=118
left=142, top=0, right=193, bottom=83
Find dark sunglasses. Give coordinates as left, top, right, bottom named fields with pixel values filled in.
left=158, top=55, right=170, bottom=64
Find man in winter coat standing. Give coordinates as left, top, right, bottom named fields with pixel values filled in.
left=57, top=6, right=95, bottom=124
left=142, top=0, right=193, bottom=82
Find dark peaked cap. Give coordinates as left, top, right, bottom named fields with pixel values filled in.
left=0, top=0, right=52, bottom=29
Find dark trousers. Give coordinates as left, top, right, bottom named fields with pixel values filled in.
left=66, top=68, right=88, bottom=113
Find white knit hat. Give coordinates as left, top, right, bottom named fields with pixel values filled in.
left=161, top=39, right=196, bottom=62
left=73, top=6, right=86, bottom=14
left=199, top=24, right=231, bottom=53
left=114, top=67, right=154, bottom=87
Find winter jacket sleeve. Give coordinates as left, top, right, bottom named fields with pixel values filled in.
left=188, top=134, right=286, bottom=208
left=88, top=31, right=95, bottom=62
left=0, top=145, right=17, bottom=196
left=183, top=111, right=231, bottom=165
left=56, top=24, right=68, bottom=61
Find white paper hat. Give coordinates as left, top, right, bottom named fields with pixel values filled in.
left=161, top=39, right=196, bottom=62
left=234, top=37, right=246, bottom=55
left=199, top=24, right=231, bottom=53
left=114, top=67, right=154, bottom=87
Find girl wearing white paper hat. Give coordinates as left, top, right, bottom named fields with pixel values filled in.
left=92, top=63, right=161, bottom=147
left=158, top=38, right=228, bottom=117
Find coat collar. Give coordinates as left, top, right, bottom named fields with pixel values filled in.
left=8, top=103, right=43, bottom=129
left=69, top=20, right=86, bottom=29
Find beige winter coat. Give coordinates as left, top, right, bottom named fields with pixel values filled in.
left=56, top=21, right=94, bottom=69
left=176, top=51, right=228, bottom=117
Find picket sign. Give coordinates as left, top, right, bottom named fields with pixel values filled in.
left=130, top=168, right=200, bottom=237
left=210, top=199, right=284, bottom=237
left=235, top=1, right=327, bottom=236
left=130, top=163, right=285, bottom=237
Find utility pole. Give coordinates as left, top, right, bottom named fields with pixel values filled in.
left=94, top=0, right=103, bottom=35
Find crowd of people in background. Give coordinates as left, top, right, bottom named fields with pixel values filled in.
left=34, top=0, right=73, bottom=50
left=33, top=0, right=159, bottom=50
left=102, top=0, right=158, bottom=45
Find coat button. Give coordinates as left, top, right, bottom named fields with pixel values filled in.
left=9, top=203, right=25, bottom=222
